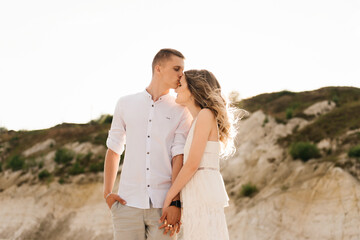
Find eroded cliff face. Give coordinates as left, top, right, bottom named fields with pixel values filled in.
left=223, top=105, right=360, bottom=240
left=0, top=140, right=113, bottom=240
left=0, top=172, right=113, bottom=240
left=1, top=100, right=360, bottom=240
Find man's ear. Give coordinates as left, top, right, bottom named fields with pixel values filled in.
left=155, top=64, right=161, bottom=74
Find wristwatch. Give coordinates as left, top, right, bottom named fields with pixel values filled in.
left=170, top=200, right=181, bottom=208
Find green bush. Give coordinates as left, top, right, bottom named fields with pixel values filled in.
left=332, top=94, right=339, bottom=106
left=38, top=170, right=51, bottom=180
left=348, top=145, right=360, bottom=158
left=286, top=108, right=293, bottom=119
left=262, top=116, right=269, bottom=127
left=290, top=142, right=320, bottom=161
left=69, top=162, right=85, bottom=175
left=102, top=115, right=113, bottom=124
left=89, top=161, right=104, bottom=172
left=9, top=136, right=19, bottom=145
left=6, top=155, right=25, bottom=171
left=58, top=177, right=66, bottom=184
left=76, top=152, right=92, bottom=164
left=93, top=132, right=108, bottom=146
left=240, top=183, right=258, bottom=197
left=38, top=161, right=44, bottom=169
left=55, top=148, right=74, bottom=164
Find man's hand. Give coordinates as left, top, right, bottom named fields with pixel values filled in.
left=159, top=206, right=181, bottom=236
left=105, top=193, right=127, bottom=209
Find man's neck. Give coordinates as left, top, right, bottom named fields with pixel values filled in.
left=146, top=78, right=170, bottom=102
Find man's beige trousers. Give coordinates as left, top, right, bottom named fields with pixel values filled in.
left=111, top=201, right=177, bottom=240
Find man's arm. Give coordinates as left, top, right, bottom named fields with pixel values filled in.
left=171, top=154, right=183, bottom=200
left=103, top=149, right=126, bottom=208
left=103, top=98, right=127, bottom=208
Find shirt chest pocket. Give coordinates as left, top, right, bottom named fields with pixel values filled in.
left=151, top=115, right=176, bottom=137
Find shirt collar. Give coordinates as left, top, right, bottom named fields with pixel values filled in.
left=143, top=89, right=171, bottom=102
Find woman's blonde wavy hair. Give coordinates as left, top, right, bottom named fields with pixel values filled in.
left=184, top=69, right=238, bottom=156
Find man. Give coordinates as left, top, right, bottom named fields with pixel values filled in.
left=103, top=48, right=192, bottom=240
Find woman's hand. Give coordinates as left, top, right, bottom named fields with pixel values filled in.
left=162, top=195, right=172, bottom=209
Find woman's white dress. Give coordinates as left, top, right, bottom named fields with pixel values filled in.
left=180, top=118, right=230, bottom=240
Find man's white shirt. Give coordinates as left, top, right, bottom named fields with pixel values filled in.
left=107, top=90, right=192, bottom=209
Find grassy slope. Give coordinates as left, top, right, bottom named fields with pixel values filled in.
left=237, top=86, right=360, bottom=120
left=0, top=119, right=111, bottom=179
left=236, top=87, right=360, bottom=143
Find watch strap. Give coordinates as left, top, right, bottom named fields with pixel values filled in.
left=170, top=200, right=181, bottom=208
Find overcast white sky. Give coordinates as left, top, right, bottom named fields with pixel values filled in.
left=1, top=0, right=359, bottom=131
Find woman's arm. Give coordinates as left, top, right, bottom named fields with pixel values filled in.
left=162, top=109, right=216, bottom=208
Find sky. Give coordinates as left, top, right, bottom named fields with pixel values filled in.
left=1, top=0, right=359, bottom=131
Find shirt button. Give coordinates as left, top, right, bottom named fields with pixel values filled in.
left=147, top=152, right=149, bottom=154
left=149, top=119, right=151, bottom=122
left=148, top=135, right=150, bottom=138
left=147, top=168, right=149, bottom=170
left=152, top=104, right=154, bottom=107
left=147, top=185, right=150, bottom=187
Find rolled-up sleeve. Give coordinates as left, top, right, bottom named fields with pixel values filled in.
left=171, top=108, right=192, bottom=158
left=106, top=98, right=126, bottom=155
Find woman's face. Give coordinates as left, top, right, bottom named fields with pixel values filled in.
left=175, top=75, right=192, bottom=106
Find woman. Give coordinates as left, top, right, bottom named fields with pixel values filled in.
left=160, top=69, right=237, bottom=240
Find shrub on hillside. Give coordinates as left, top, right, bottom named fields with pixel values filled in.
left=69, top=162, right=85, bottom=175
left=38, top=161, right=44, bottom=169
left=102, top=115, right=113, bottom=124
left=58, top=177, right=66, bottom=184
left=332, top=94, right=339, bottom=106
left=76, top=152, right=92, bottom=165
left=6, top=155, right=25, bottom=171
left=348, top=145, right=360, bottom=158
left=262, top=116, right=269, bottom=127
left=286, top=108, right=293, bottom=119
left=93, top=132, right=108, bottom=146
left=54, top=148, right=74, bottom=164
left=9, top=135, right=19, bottom=145
left=290, top=142, right=320, bottom=161
left=38, top=170, right=51, bottom=180
left=89, top=161, right=104, bottom=172
left=240, top=183, right=258, bottom=197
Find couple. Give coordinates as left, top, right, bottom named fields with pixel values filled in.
left=103, top=48, right=232, bottom=240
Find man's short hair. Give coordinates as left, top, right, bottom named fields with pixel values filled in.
left=152, top=48, right=185, bottom=73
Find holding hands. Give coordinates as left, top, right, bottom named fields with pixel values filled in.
left=159, top=197, right=182, bottom=236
